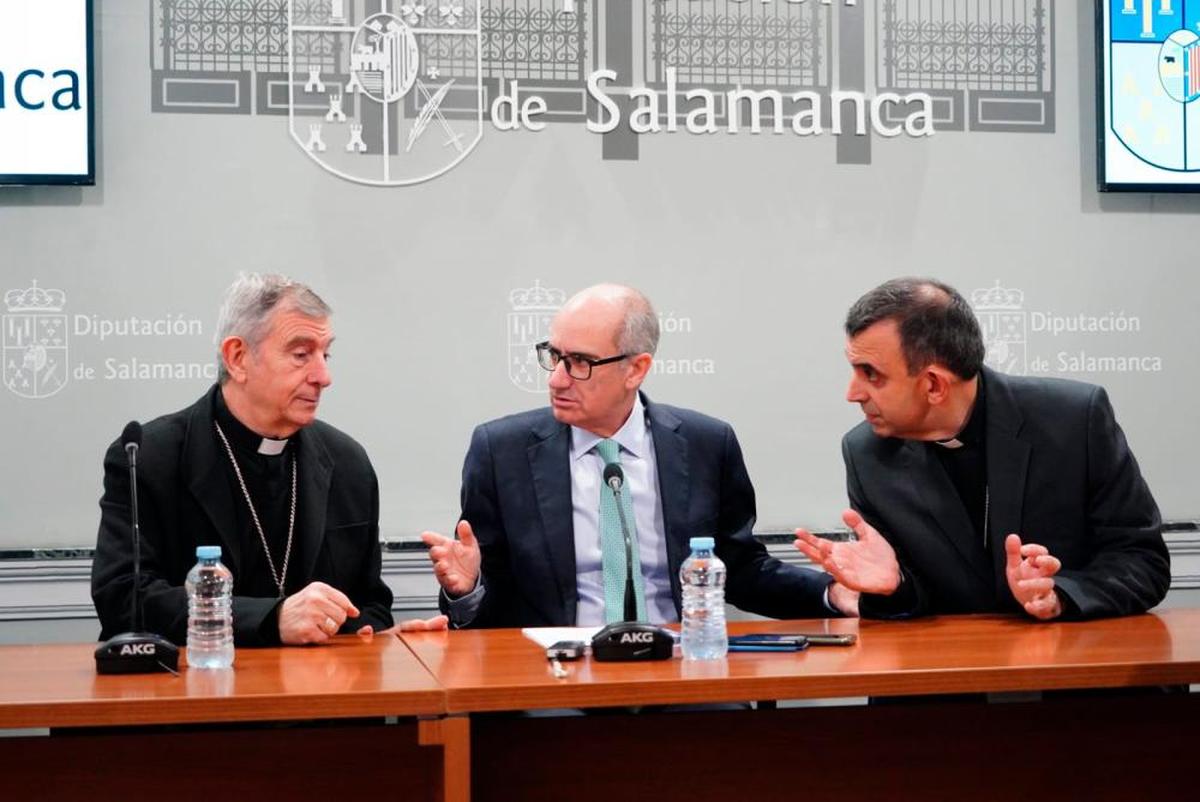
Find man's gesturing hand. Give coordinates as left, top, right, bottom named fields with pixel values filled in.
left=1005, top=534, right=1063, bottom=620
left=794, top=509, right=902, bottom=596
left=420, top=520, right=481, bottom=598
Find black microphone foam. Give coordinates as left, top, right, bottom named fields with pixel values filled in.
left=121, top=420, right=142, bottom=450
left=603, top=462, right=624, bottom=490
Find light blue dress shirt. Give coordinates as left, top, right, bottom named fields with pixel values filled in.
left=568, top=394, right=675, bottom=626
left=446, top=395, right=677, bottom=626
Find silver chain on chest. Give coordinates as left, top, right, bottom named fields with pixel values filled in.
left=214, top=422, right=296, bottom=598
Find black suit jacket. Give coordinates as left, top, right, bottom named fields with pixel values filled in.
left=91, top=385, right=393, bottom=645
left=846, top=368, right=1169, bottom=619
left=445, top=395, right=833, bottom=627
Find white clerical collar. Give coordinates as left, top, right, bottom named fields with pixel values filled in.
left=571, top=395, right=648, bottom=461
left=935, top=377, right=984, bottom=451
left=257, top=437, right=289, bottom=456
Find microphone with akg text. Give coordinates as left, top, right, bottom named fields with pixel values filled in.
left=94, top=421, right=180, bottom=674
left=591, top=462, right=673, bottom=661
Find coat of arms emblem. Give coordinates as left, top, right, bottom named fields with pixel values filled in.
left=287, top=1, right=483, bottom=185
left=972, top=281, right=1027, bottom=376
left=508, top=282, right=564, bottom=394
left=3, top=281, right=69, bottom=399
left=1105, top=0, right=1200, bottom=172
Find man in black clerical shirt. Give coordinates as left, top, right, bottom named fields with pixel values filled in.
left=795, top=278, right=1170, bottom=620
left=91, top=274, right=395, bottom=646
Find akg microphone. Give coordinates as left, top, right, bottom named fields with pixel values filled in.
left=95, top=421, right=180, bottom=675
left=591, top=462, right=673, bottom=662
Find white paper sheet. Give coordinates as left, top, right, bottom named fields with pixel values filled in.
left=520, top=626, right=603, bottom=649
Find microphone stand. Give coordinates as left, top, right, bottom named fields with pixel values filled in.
left=590, top=463, right=673, bottom=661
left=128, top=441, right=142, bottom=632
left=608, top=478, right=638, bottom=623
left=95, top=427, right=180, bottom=674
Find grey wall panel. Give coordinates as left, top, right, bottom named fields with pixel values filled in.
left=0, top=1, right=1195, bottom=555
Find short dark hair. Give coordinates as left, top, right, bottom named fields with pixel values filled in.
left=844, top=278, right=984, bottom=379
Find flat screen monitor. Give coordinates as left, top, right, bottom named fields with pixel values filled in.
left=0, top=0, right=95, bottom=186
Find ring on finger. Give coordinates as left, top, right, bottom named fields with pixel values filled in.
left=324, top=616, right=337, bottom=633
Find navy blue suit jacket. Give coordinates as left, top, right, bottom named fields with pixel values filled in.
left=447, top=395, right=833, bottom=627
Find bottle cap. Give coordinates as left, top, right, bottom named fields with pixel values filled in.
left=689, top=536, right=715, bottom=551
left=196, top=545, right=222, bottom=560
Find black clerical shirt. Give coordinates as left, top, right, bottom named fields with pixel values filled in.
left=213, top=391, right=304, bottom=641
left=930, top=375, right=987, bottom=548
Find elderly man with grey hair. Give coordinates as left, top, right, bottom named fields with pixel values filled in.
left=92, top=274, right=394, bottom=647
left=420, top=284, right=851, bottom=628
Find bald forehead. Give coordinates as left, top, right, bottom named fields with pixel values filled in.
left=564, top=284, right=637, bottom=312
left=550, top=295, right=624, bottom=354
left=554, top=295, right=620, bottom=326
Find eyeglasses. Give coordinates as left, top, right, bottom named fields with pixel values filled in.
left=535, top=341, right=630, bottom=381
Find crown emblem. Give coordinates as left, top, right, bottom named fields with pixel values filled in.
left=5, top=281, right=66, bottom=313
left=509, top=281, right=565, bottom=311
left=971, top=281, right=1024, bottom=311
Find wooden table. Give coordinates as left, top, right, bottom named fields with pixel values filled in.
left=400, top=611, right=1200, bottom=802
left=0, top=634, right=463, bottom=802
left=3, top=613, right=1199, bottom=802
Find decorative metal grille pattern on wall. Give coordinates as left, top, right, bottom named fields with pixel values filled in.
left=648, top=0, right=831, bottom=88
left=478, top=0, right=586, bottom=81
left=405, top=1, right=586, bottom=82
left=152, top=0, right=585, bottom=114
left=152, top=0, right=341, bottom=73
left=877, top=0, right=1055, bottom=131
left=148, top=1, right=1058, bottom=142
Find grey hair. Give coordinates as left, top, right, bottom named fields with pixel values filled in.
left=214, top=273, right=331, bottom=383
left=616, top=288, right=660, bottom=357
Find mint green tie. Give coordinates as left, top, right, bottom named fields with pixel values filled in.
left=596, top=439, right=647, bottom=623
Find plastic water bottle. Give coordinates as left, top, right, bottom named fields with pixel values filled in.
left=680, top=536, right=727, bottom=660
left=186, top=545, right=234, bottom=669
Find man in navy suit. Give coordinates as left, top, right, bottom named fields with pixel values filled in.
left=421, top=284, right=850, bottom=627
left=796, top=278, right=1169, bottom=620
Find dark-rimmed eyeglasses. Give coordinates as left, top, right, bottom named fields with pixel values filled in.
left=535, top=341, right=630, bottom=381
